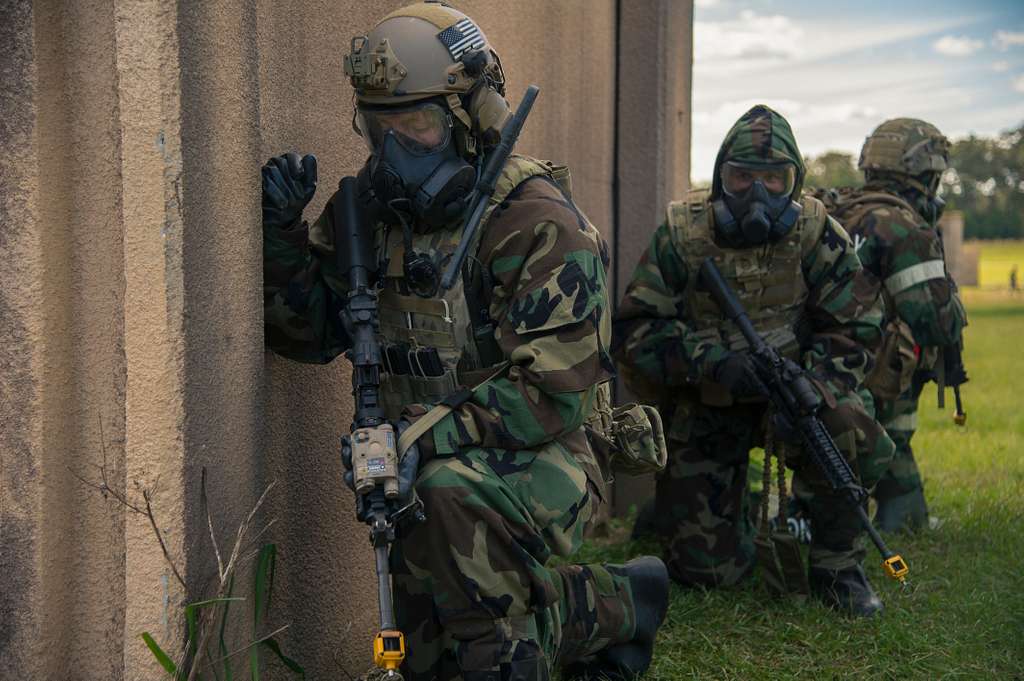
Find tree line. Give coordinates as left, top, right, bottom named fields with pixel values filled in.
left=802, top=123, right=1024, bottom=240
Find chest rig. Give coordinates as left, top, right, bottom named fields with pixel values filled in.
left=668, top=190, right=825, bottom=404
left=374, top=155, right=572, bottom=421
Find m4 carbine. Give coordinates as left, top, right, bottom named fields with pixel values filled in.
left=334, top=176, right=410, bottom=678
left=698, top=257, right=909, bottom=586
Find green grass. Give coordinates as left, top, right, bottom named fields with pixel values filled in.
left=577, top=253, right=1024, bottom=679
left=971, top=239, right=1024, bottom=290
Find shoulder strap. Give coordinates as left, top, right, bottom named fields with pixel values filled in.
left=397, top=361, right=511, bottom=455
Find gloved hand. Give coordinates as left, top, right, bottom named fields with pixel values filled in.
left=341, top=421, right=421, bottom=520
left=711, top=351, right=766, bottom=399
left=261, top=152, right=317, bottom=230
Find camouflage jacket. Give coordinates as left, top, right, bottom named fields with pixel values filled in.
left=817, top=185, right=966, bottom=348
left=614, top=105, right=883, bottom=402
left=263, top=156, right=614, bottom=458
left=612, top=200, right=883, bottom=401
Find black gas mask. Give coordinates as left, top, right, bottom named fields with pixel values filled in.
left=357, top=101, right=476, bottom=229
left=712, top=161, right=801, bottom=248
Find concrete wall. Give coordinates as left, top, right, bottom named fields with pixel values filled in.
left=0, top=1, right=692, bottom=678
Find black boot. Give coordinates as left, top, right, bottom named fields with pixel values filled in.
left=563, top=556, right=669, bottom=681
left=874, top=488, right=929, bottom=533
left=808, top=564, right=883, bottom=618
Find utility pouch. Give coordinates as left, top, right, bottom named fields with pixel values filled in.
left=865, top=317, right=917, bottom=401
left=585, top=384, right=668, bottom=477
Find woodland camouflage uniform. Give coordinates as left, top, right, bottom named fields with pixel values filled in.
left=613, top=106, right=896, bottom=592
left=817, top=118, right=968, bottom=531
left=262, top=5, right=665, bottom=679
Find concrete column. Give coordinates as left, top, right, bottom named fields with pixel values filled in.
left=612, top=0, right=694, bottom=514
left=0, top=1, right=693, bottom=677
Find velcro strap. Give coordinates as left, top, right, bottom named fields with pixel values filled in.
left=884, top=260, right=946, bottom=295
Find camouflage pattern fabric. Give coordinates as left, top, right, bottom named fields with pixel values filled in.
left=392, top=437, right=636, bottom=681
left=263, top=156, right=635, bottom=679
left=613, top=105, right=895, bottom=584
left=822, top=183, right=967, bottom=519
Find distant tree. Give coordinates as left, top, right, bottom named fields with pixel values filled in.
left=943, top=124, right=1024, bottom=240
left=803, top=151, right=863, bottom=191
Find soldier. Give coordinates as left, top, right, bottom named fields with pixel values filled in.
left=260, top=3, right=668, bottom=680
left=614, top=105, right=895, bottom=617
left=817, top=119, right=968, bottom=532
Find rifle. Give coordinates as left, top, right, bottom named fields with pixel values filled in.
left=440, top=84, right=540, bottom=290
left=698, top=257, right=909, bottom=586
left=937, top=342, right=968, bottom=427
left=334, top=175, right=413, bottom=679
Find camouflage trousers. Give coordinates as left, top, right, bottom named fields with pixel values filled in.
left=872, top=374, right=929, bottom=508
left=391, top=437, right=637, bottom=681
left=652, top=391, right=895, bottom=587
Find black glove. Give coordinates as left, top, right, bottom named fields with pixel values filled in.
left=261, top=152, right=317, bottom=230
left=711, top=351, right=767, bottom=399
left=341, top=421, right=421, bottom=519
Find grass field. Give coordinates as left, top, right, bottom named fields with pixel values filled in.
left=577, top=243, right=1024, bottom=679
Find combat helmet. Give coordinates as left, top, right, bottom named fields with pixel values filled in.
left=859, top=118, right=950, bottom=197
left=344, top=1, right=511, bottom=158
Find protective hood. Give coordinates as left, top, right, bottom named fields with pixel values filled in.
left=711, top=105, right=805, bottom=202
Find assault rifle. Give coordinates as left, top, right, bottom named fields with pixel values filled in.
left=440, top=84, right=540, bottom=290
left=698, top=257, right=909, bottom=586
left=937, top=342, right=968, bottom=426
left=334, top=176, right=416, bottom=679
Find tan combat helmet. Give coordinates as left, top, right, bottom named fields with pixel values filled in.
left=859, top=118, right=950, bottom=195
left=344, top=1, right=511, bottom=156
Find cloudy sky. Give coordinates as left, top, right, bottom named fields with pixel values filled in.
left=691, top=0, right=1024, bottom=181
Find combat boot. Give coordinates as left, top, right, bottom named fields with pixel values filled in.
left=808, top=564, right=883, bottom=618
left=874, top=488, right=929, bottom=533
left=563, top=556, right=669, bottom=681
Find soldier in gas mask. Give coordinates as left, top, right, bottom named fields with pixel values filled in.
left=613, top=105, right=896, bottom=617
left=261, top=3, right=668, bottom=680
left=815, top=119, right=968, bottom=532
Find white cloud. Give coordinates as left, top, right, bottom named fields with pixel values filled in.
left=1013, top=75, right=1024, bottom=94
left=992, top=60, right=1011, bottom=72
left=695, top=0, right=720, bottom=7
left=933, top=35, right=985, bottom=57
left=694, top=10, right=803, bottom=64
left=994, top=30, right=1024, bottom=51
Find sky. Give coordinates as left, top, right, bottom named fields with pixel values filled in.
left=691, top=0, right=1024, bottom=181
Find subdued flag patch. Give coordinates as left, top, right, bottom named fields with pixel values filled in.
left=437, top=18, right=485, bottom=61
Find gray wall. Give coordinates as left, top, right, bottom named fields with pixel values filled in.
left=0, top=1, right=692, bottom=678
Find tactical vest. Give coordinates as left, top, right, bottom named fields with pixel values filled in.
left=666, top=189, right=826, bottom=405
left=375, top=155, right=573, bottom=420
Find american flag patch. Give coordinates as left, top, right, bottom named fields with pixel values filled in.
left=437, top=18, right=485, bottom=61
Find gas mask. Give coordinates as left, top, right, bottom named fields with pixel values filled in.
left=712, top=161, right=801, bottom=248
left=356, top=101, right=476, bottom=229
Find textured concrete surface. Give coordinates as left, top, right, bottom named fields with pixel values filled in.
left=0, top=1, right=692, bottom=678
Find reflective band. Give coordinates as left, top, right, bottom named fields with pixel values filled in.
left=884, top=260, right=946, bottom=295
left=885, top=412, right=918, bottom=432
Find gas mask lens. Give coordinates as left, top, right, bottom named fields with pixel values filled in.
left=720, top=161, right=796, bottom=198
left=356, top=102, right=452, bottom=156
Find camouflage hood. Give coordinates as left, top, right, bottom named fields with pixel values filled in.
left=711, top=105, right=805, bottom=200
